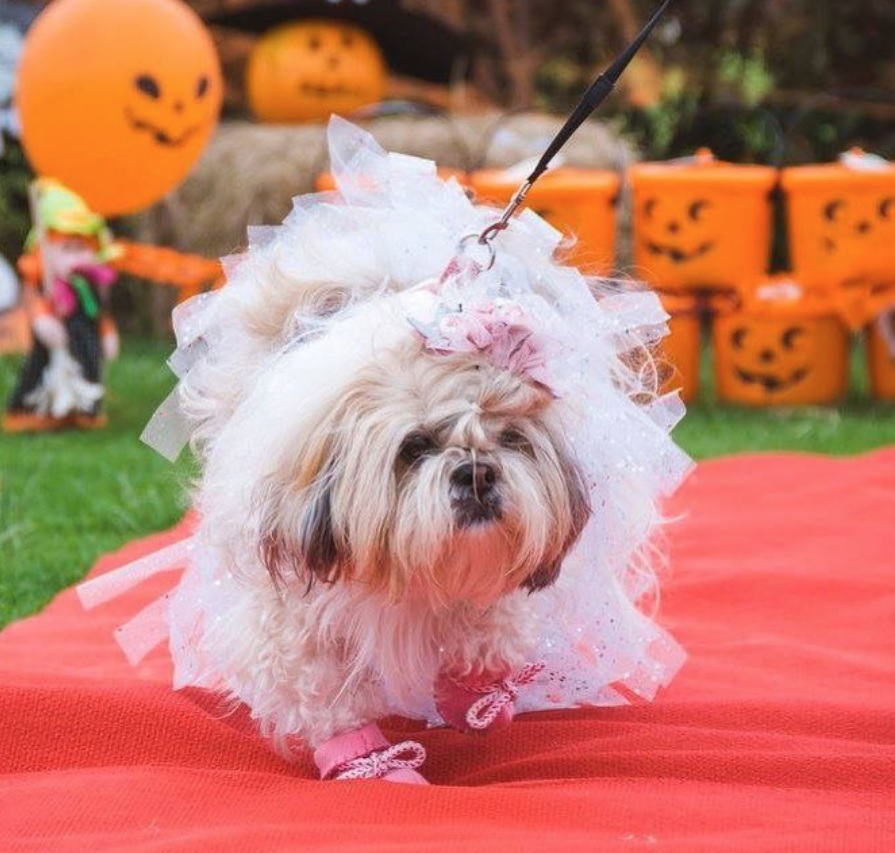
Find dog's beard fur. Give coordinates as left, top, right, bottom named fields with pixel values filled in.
left=255, top=338, right=591, bottom=610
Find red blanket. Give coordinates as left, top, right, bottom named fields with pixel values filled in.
left=2, top=451, right=894, bottom=851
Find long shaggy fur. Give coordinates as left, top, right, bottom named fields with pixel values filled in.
left=167, top=123, right=687, bottom=755
left=180, top=294, right=590, bottom=747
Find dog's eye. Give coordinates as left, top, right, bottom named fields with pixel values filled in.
left=499, top=428, right=530, bottom=450
left=399, top=432, right=436, bottom=464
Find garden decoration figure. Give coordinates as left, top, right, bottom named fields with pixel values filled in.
left=3, top=179, right=121, bottom=433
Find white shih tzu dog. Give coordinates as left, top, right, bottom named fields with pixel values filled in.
left=80, top=119, right=691, bottom=784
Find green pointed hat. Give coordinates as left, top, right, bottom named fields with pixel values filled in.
left=27, top=178, right=121, bottom=261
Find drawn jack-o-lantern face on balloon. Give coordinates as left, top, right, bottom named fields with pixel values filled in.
left=125, top=70, right=214, bottom=149
left=713, top=311, right=848, bottom=406
left=247, top=20, right=387, bottom=123
left=17, top=0, right=222, bottom=217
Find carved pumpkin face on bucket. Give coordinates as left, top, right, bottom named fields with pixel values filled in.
left=820, top=194, right=894, bottom=258
left=640, top=194, right=716, bottom=266
left=630, top=151, right=777, bottom=295
left=713, top=284, right=848, bottom=406
left=247, top=20, right=387, bottom=123
left=782, top=154, right=895, bottom=292
left=729, top=322, right=813, bottom=393
left=16, top=0, right=222, bottom=217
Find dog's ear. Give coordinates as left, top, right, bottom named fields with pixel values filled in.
left=298, top=477, right=344, bottom=583
left=523, top=457, right=591, bottom=593
left=565, top=462, right=592, bottom=548
left=522, top=557, right=563, bottom=592
left=258, top=474, right=346, bottom=588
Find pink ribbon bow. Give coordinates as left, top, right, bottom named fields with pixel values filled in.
left=464, top=661, right=546, bottom=731
left=412, top=299, right=555, bottom=392
left=333, top=740, right=427, bottom=780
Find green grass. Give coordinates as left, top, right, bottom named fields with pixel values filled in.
left=675, top=334, right=895, bottom=457
left=1, top=335, right=893, bottom=629
left=1, top=339, right=196, bottom=628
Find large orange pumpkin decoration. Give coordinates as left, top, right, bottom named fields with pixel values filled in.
left=246, top=20, right=387, bottom=124
left=629, top=149, right=777, bottom=297
left=712, top=278, right=849, bottom=407
left=781, top=150, right=895, bottom=322
left=469, top=168, right=620, bottom=273
left=16, top=0, right=222, bottom=217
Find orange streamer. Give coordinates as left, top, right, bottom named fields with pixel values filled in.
left=112, top=241, right=225, bottom=303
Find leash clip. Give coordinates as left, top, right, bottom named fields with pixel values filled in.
left=477, top=179, right=533, bottom=247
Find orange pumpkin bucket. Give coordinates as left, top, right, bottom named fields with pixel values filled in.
left=657, top=292, right=701, bottom=403
left=468, top=167, right=620, bottom=274
left=867, top=309, right=895, bottom=400
left=629, top=149, right=777, bottom=296
left=781, top=150, right=895, bottom=292
left=712, top=276, right=849, bottom=407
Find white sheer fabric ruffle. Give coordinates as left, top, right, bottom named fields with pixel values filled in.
left=83, top=116, right=694, bottom=724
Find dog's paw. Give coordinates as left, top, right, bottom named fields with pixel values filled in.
left=433, top=668, right=517, bottom=735
left=314, top=723, right=429, bottom=784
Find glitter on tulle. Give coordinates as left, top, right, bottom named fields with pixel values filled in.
left=81, top=116, right=694, bottom=722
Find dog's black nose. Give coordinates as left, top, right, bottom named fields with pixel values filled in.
left=451, top=461, right=496, bottom=496
left=451, top=462, right=502, bottom=528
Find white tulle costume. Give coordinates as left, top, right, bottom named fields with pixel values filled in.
left=79, top=118, right=693, bottom=734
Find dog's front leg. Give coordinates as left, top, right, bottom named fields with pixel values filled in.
left=433, top=594, right=542, bottom=735
left=313, top=724, right=428, bottom=784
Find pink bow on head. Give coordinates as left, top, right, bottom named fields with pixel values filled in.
left=412, top=298, right=556, bottom=393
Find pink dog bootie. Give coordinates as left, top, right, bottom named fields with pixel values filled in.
left=313, top=723, right=428, bottom=784
left=434, top=662, right=545, bottom=735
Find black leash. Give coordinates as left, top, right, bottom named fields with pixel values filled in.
left=477, top=0, right=674, bottom=247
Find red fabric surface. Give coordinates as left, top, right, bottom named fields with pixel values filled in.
left=2, top=450, right=895, bottom=851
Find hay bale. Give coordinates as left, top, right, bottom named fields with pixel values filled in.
left=135, top=113, right=637, bottom=267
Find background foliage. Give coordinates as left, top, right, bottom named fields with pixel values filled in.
left=2, top=0, right=895, bottom=267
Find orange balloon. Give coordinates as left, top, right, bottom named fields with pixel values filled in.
left=17, top=0, right=222, bottom=216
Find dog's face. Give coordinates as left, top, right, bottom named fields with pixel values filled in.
left=257, top=337, right=591, bottom=609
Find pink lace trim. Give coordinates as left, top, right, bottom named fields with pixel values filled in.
left=462, top=662, right=545, bottom=730
left=332, top=740, right=427, bottom=780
